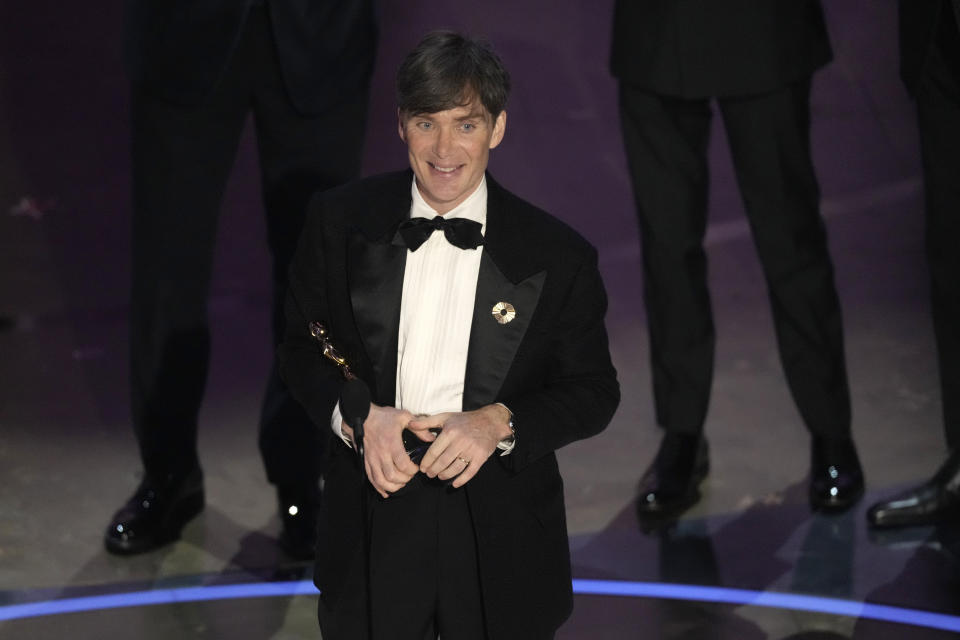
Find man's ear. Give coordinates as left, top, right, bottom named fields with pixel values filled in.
left=397, top=109, right=407, bottom=143
left=489, top=110, right=507, bottom=149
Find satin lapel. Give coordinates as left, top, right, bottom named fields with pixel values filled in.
left=462, top=253, right=546, bottom=411
left=347, top=231, right=406, bottom=407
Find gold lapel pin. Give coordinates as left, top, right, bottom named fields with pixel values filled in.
left=492, top=301, right=516, bottom=325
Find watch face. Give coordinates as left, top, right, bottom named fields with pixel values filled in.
left=497, top=415, right=516, bottom=453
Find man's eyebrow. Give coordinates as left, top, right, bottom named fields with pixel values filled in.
left=407, top=109, right=487, bottom=121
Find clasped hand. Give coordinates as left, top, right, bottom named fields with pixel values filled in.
left=342, top=404, right=511, bottom=497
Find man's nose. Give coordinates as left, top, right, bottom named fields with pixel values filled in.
left=433, top=126, right=453, bottom=157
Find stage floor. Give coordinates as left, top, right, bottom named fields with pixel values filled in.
left=1, top=1, right=958, bottom=637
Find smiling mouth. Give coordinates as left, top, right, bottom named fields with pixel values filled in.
left=429, top=163, right=462, bottom=174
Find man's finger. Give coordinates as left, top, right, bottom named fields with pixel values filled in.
left=364, top=458, right=390, bottom=498
left=424, top=441, right=467, bottom=479
left=450, top=462, right=479, bottom=489
left=393, top=449, right=420, bottom=476
left=418, top=432, right=451, bottom=473
left=408, top=413, right=450, bottom=431
left=437, top=455, right=471, bottom=481
left=374, top=444, right=405, bottom=481
left=369, top=446, right=410, bottom=493
left=385, top=450, right=418, bottom=482
left=381, top=464, right=409, bottom=485
left=405, top=426, right=439, bottom=443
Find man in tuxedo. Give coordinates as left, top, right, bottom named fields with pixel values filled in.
left=610, top=0, right=865, bottom=518
left=104, top=0, right=377, bottom=559
left=280, top=31, right=619, bottom=639
left=868, top=0, right=960, bottom=528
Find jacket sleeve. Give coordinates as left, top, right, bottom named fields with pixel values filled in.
left=499, top=247, right=620, bottom=472
left=277, top=194, right=344, bottom=431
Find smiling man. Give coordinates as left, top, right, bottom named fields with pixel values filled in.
left=401, top=103, right=505, bottom=214
left=279, top=31, right=619, bottom=640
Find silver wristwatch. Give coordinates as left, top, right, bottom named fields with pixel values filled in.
left=496, top=415, right=517, bottom=456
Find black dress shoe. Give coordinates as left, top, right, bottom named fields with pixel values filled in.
left=637, top=433, right=709, bottom=517
left=104, top=467, right=204, bottom=555
left=277, top=485, right=320, bottom=560
left=809, top=436, right=864, bottom=512
left=867, top=450, right=960, bottom=528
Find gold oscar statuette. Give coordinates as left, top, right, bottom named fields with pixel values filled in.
left=308, top=322, right=357, bottom=380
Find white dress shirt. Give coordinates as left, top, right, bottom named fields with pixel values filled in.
left=331, top=177, right=486, bottom=440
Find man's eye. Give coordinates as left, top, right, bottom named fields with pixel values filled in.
left=417, top=122, right=432, bottom=130
left=461, top=123, right=475, bottom=132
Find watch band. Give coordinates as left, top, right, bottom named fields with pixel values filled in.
left=496, top=415, right=516, bottom=456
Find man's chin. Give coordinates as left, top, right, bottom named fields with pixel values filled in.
left=420, top=187, right=467, bottom=213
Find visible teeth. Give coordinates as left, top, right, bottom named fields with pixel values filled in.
left=434, top=166, right=456, bottom=173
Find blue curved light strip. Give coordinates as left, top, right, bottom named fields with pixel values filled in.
left=1, top=579, right=959, bottom=633
left=571, top=580, right=960, bottom=633
left=0, top=581, right=317, bottom=622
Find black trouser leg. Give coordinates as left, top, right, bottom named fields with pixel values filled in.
left=320, top=484, right=486, bottom=640
left=435, top=488, right=486, bottom=640
left=916, top=36, right=960, bottom=449
left=718, top=80, right=852, bottom=437
left=246, top=6, right=371, bottom=488
left=129, top=79, right=249, bottom=479
left=369, top=486, right=484, bottom=639
left=618, top=85, right=715, bottom=434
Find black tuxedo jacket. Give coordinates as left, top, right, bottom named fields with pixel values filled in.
left=610, top=0, right=832, bottom=98
left=124, top=0, right=377, bottom=113
left=279, top=170, right=619, bottom=638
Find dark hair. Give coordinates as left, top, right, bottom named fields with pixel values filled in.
left=397, top=31, right=511, bottom=121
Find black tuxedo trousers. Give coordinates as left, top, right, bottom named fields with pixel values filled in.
left=317, top=480, right=489, bottom=640
left=129, top=6, right=369, bottom=483
left=618, top=79, right=851, bottom=436
left=914, top=14, right=960, bottom=447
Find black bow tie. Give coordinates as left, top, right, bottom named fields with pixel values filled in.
left=395, top=216, right=484, bottom=251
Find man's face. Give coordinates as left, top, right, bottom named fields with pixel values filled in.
left=399, top=100, right=506, bottom=215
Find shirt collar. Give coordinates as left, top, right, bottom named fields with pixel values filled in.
left=410, top=176, right=488, bottom=234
